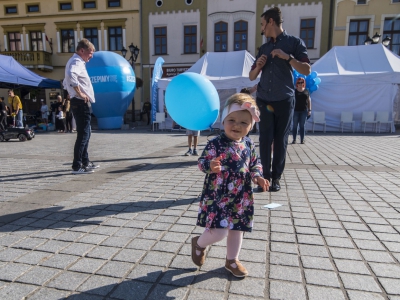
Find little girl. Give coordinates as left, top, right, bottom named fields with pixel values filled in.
left=56, top=105, right=65, bottom=133
left=192, top=93, right=269, bottom=277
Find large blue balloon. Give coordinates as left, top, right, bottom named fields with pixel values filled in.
left=165, top=73, right=219, bottom=131
left=86, top=51, right=136, bottom=129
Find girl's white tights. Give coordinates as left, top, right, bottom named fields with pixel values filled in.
left=196, top=228, right=243, bottom=260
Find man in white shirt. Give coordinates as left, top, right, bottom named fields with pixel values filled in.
left=63, top=39, right=99, bottom=174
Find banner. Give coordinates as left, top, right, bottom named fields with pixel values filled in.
left=151, top=57, right=165, bottom=123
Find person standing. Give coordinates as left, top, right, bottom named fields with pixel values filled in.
left=0, top=97, right=6, bottom=131
left=8, top=89, right=24, bottom=128
left=292, top=78, right=311, bottom=144
left=140, top=99, right=151, bottom=125
left=63, top=38, right=99, bottom=174
left=40, top=99, right=49, bottom=125
left=184, top=130, right=200, bottom=156
left=249, top=7, right=310, bottom=192
left=65, top=95, right=73, bottom=133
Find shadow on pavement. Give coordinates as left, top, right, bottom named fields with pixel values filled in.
left=0, top=198, right=198, bottom=232
left=64, top=268, right=239, bottom=300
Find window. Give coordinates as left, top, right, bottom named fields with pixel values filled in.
left=5, top=6, right=17, bottom=14
left=61, top=29, right=75, bottom=53
left=83, top=1, right=96, bottom=9
left=357, top=0, right=366, bottom=4
left=8, top=33, right=21, bottom=51
left=384, top=18, right=400, bottom=55
left=348, top=20, right=369, bottom=46
left=184, top=26, right=196, bottom=54
left=215, top=22, right=227, bottom=52
left=108, top=27, right=122, bottom=51
left=60, top=2, right=72, bottom=10
left=393, top=0, right=400, bottom=3
left=27, top=4, right=39, bottom=12
left=84, top=28, right=99, bottom=51
left=154, top=27, right=167, bottom=54
left=108, top=0, right=120, bottom=7
left=30, top=31, right=43, bottom=51
left=234, top=21, right=248, bottom=51
left=300, top=19, right=315, bottom=49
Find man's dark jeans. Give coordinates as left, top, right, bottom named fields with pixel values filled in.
left=292, top=110, right=308, bottom=142
left=256, top=96, right=294, bottom=181
left=70, top=98, right=91, bottom=170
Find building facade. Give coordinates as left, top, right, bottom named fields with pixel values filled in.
left=332, top=0, right=400, bottom=54
left=0, top=0, right=141, bottom=116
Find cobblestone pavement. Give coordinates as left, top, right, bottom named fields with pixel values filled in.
left=0, top=127, right=400, bottom=300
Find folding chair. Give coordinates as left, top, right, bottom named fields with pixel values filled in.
left=340, top=112, right=355, bottom=133
left=312, top=111, right=326, bottom=133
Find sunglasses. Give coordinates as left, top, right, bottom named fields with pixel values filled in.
left=296, top=82, right=305, bottom=85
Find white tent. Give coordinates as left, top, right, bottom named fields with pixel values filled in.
left=157, top=50, right=259, bottom=129
left=310, top=44, right=400, bottom=133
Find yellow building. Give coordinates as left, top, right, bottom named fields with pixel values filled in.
left=333, top=0, right=400, bottom=54
left=0, top=0, right=141, bottom=117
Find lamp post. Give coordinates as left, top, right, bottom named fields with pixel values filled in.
left=364, top=32, right=391, bottom=47
left=121, top=43, right=140, bottom=122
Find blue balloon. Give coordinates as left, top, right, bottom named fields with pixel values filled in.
left=310, top=71, right=318, bottom=79
left=86, top=51, right=136, bottom=129
left=165, top=72, right=219, bottom=131
left=309, top=85, right=318, bottom=92
left=314, top=77, right=321, bottom=85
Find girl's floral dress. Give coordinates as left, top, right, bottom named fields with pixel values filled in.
left=197, top=133, right=263, bottom=232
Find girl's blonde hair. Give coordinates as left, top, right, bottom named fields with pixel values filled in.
left=224, top=93, right=260, bottom=113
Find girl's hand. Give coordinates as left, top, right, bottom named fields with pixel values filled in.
left=210, top=156, right=222, bottom=173
left=253, top=176, right=270, bottom=192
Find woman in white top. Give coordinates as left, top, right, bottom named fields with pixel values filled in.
left=56, top=105, right=66, bottom=133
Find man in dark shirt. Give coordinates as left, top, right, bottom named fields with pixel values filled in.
left=140, top=99, right=152, bottom=125
left=249, top=7, right=311, bottom=192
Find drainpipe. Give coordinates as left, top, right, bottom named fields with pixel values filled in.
left=328, top=0, right=335, bottom=50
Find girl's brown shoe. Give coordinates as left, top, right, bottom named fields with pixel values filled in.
left=191, top=236, right=206, bottom=266
left=225, top=258, right=248, bottom=277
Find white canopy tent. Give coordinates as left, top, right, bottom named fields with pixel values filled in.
left=310, top=44, right=400, bottom=133
left=157, top=50, right=259, bottom=129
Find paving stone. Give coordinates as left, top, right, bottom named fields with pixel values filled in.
left=325, top=237, right=355, bottom=248
left=11, top=237, right=47, bottom=250
left=0, top=235, right=23, bottom=247
left=126, top=264, right=164, bottom=282
left=191, top=271, right=228, bottom=292
left=68, top=257, right=106, bottom=274
left=0, top=263, right=32, bottom=281
left=15, top=251, right=52, bottom=265
left=147, top=284, right=188, bottom=300
left=46, top=271, right=90, bottom=291
left=320, top=228, right=348, bottom=238
left=334, top=259, right=371, bottom=275
left=60, top=243, right=96, bottom=256
left=112, top=249, right=146, bottom=263
left=15, top=266, right=61, bottom=285
left=301, top=256, right=334, bottom=271
left=159, top=269, right=196, bottom=287
left=35, top=240, right=70, bottom=253
left=229, top=277, right=265, bottom=297
left=346, top=290, right=386, bottom=300
left=40, top=254, right=80, bottom=269
left=239, top=239, right=267, bottom=251
left=101, top=236, right=132, bottom=248
left=269, top=280, right=306, bottom=300
left=96, top=260, right=133, bottom=278
left=339, top=273, right=382, bottom=292
left=76, top=275, right=119, bottom=296
left=86, top=246, right=119, bottom=260
left=0, top=283, right=38, bottom=300
left=299, top=245, right=330, bottom=257
left=307, top=285, right=346, bottom=300
left=77, top=234, right=108, bottom=245
left=189, top=289, right=225, bottom=300
left=137, top=230, right=165, bottom=240
left=269, top=265, right=302, bottom=282
left=304, top=269, right=341, bottom=287
left=110, top=280, right=153, bottom=300
left=382, top=242, right=400, bottom=253
left=152, top=241, right=182, bottom=253
left=169, top=254, right=198, bottom=270
left=270, top=252, right=299, bottom=267
left=329, top=248, right=363, bottom=260
left=297, top=234, right=325, bottom=245
left=0, top=248, right=28, bottom=262
left=361, top=250, right=395, bottom=263
left=270, top=242, right=298, bottom=254
left=354, top=239, right=386, bottom=251
left=369, top=262, right=400, bottom=279
left=378, top=277, right=400, bottom=295
left=27, top=287, right=71, bottom=300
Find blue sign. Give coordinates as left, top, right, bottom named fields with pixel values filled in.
left=151, top=57, right=165, bottom=124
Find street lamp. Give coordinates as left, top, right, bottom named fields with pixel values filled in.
left=121, top=43, right=140, bottom=66
left=364, top=32, right=391, bottom=47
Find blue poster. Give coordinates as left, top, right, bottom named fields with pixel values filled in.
left=151, top=57, right=165, bottom=123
